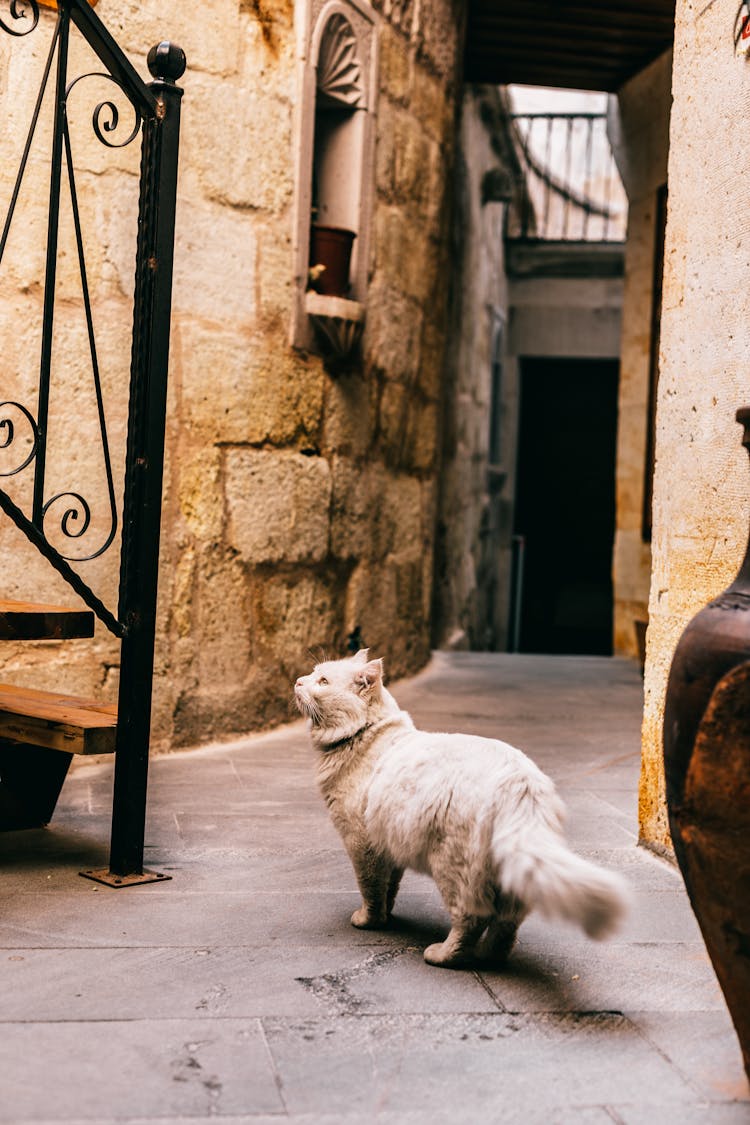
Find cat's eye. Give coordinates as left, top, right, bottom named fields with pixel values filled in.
left=318, top=676, right=328, bottom=686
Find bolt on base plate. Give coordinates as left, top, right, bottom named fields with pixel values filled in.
left=79, top=868, right=172, bottom=888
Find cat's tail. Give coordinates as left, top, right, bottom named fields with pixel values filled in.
left=493, top=828, right=629, bottom=940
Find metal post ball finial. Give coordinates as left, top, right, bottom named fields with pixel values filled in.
left=147, top=42, right=187, bottom=84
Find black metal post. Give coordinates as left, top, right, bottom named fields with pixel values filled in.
left=106, top=42, right=186, bottom=882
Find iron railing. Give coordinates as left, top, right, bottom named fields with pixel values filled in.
left=506, top=113, right=627, bottom=243
left=0, top=0, right=185, bottom=880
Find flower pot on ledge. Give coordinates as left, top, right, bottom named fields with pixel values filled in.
left=309, top=224, right=356, bottom=297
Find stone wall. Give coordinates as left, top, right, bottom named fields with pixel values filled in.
left=642, top=3, right=750, bottom=855
left=432, top=85, right=510, bottom=652
left=607, top=50, right=672, bottom=665
left=0, top=0, right=463, bottom=749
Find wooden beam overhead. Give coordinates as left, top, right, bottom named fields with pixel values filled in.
left=465, top=1, right=676, bottom=92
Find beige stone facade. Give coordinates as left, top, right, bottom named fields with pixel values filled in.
left=641, top=1, right=750, bottom=854
left=608, top=51, right=671, bottom=665
left=0, top=0, right=462, bottom=749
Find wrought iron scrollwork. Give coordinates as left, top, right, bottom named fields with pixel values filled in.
left=0, top=46, right=133, bottom=569
left=0, top=401, right=39, bottom=476
left=65, top=72, right=142, bottom=150
left=41, top=489, right=116, bottom=562
left=0, top=0, right=39, bottom=37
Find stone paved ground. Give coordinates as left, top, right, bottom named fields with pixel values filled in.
left=1, top=653, right=749, bottom=1123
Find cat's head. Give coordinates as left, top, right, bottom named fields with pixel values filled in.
left=294, top=649, right=384, bottom=744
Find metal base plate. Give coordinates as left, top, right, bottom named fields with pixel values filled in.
left=79, top=868, right=172, bottom=888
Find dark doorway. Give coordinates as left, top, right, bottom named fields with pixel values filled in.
left=512, top=357, right=619, bottom=655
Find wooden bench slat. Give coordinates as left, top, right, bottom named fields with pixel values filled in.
left=0, top=683, right=117, bottom=756
left=0, top=600, right=95, bottom=641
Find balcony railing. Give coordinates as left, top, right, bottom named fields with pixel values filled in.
left=506, top=113, right=627, bottom=244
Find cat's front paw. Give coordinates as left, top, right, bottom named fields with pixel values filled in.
left=351, top=906, right=388, bottom=929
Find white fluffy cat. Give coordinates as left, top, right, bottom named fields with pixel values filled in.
left=294, top=650, right=628, bottom=968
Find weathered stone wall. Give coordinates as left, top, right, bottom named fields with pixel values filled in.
left=642, top=3, right=750, bottom=854
left=433, top=85, right=509, bottom=652
left=608, top=49, right=672, bottom=663
left=0, top=0, right=463, bottom=750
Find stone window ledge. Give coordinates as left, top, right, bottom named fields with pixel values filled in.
left=305, top=291, right=365, bottom=358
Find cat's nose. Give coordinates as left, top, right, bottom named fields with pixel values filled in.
left=295, top=678, right=304, bottom=689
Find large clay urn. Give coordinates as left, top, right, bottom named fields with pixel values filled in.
left=663, top=407, right=750, bottom=1081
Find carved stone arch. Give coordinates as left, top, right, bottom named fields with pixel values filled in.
left=315, top=11, right=365, bottom=109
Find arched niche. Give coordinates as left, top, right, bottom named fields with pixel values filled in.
left=293, top=0, right=377, bottom=354
left=312, top=13, right=365, bottom=241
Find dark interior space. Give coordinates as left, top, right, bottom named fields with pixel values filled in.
left=512, top=357, right=619, bottom=655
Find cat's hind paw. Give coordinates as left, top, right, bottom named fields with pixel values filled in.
left=350, top=906, right=388, bottom=929
left=423, top=941, right=474, bottom=969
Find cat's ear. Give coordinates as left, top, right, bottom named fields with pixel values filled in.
left=352, top=648, right=369, bottom=664
left=354, top=658, right=383, bottom=694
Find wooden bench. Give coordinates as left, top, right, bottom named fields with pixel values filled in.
left=0, top=599, right=95, bottom=641
left=0, top=683, right=117, bottom=756
left=0, top=601, right=116, bottom=830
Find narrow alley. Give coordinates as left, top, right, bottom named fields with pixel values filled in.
left=2, top=653, right=747, bottom=1123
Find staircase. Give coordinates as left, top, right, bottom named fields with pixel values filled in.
left=0, top=600, right=117, bottom=832
left=0, top=0, right=186, bottom=883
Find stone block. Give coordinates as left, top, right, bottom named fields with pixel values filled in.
left=254, top=221, right=296, bottom=328
left=393, top=122, right=438, bottom=210
left=102, top=0, right=242, bottom=78
left=345, top=561, right=398, bottom=651
left=330, top=457, right=388, bottom=559
left=384, top=472, right=428, bottom=559
left=364, top=279, right=423, bottom=380
left=372, top=205, right=440, bottom=304
left=0, top=182, right=51, bottom=293
left=415, top=0, right=461, bottom=81
left=418, top=315, right=449, bottom=399
left=177, top=318, right=325, bottom=445
left=375, top=97, right=397, bottom=197
left=321, top=371, right=376, bottom=457
left=252, top=570, right=345, bottom=661
left=225, top=448, right=331, bottom=564
left=410, top=64, right=454, bottom=142
left=407, top=398, right=440, bottom=472
left=346, top=560, right=427, bottom=675
left=379, top=383, right=439, bottom=473
left=378, top=379, right=409, bottom=463
left=172, top=662, right=292, bottom=744
left=177, top=444, right=224, bottom=543
left=238, top=0, right=297, bottom=94
left=195, top=548, right=253, bottom=689
left=172, top=198, right=257, bottom=325
left=170, top=546, right=196, bottom=640
left=189, top=75, right=294, bottom=214
left=379, top=23, right=412, bottom=103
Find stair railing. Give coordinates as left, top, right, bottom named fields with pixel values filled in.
left=0, top=0, right=186, bottom=884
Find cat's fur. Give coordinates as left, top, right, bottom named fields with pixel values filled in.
left=294, top=650, right=629, bottom=968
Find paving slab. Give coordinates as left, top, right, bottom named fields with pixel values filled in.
left=0, top=1018, right=282, bottom=1121
left=261, top=1012, right=697, bottom=1117
left=1, top=652, right=749, bottom=1123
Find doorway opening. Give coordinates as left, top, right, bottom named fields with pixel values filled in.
left=511, top=357, right=619, bottom=655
